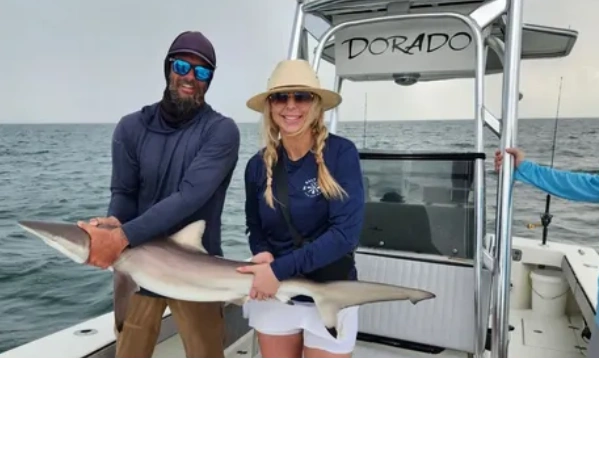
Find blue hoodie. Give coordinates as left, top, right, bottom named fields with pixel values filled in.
left=514, top=160, right=599, bottom=327
left=107, top=101, right=240, bottom=257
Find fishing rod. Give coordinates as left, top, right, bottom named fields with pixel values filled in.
left=538, top=77, right=563, bottom=245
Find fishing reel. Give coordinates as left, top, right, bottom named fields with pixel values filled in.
left=527, top=212, right=553, bottom=230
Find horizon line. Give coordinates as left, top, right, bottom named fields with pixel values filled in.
left=2, top=115, right=598, bottom=126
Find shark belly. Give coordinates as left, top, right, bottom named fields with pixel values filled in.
left=116, top=251, right=253, bottom=304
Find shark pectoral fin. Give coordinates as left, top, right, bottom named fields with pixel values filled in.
left=310, top=294, right=341, bottom=340
left=113, top=270, right=139, bottom=335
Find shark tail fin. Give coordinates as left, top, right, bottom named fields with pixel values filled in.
left=306, top=280, right=436, bottom=339
left=307, top=290, right=343, bottom=340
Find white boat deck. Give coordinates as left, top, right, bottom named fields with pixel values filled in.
left=152, top=308, right=588, bottom=358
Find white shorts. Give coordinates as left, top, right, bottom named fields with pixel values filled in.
left=242, top=299, right=359, bottom=354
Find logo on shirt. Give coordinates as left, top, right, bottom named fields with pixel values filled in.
left=303, top=178, right=322, bottom=198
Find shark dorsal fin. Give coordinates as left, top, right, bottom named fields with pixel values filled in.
left=169, top=220, right=207, bottom=253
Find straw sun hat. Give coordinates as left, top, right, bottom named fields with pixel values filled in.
left=246, top=59, right=342, bottom=113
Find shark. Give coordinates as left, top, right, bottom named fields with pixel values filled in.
left=17, top=219, right=436, bottom=338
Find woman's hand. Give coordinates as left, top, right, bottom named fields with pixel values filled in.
left=251, top=251, right=274, bottom=264
left=237, top=263, right=280, bottom=301
left=495, top=147, right=524, bottom=172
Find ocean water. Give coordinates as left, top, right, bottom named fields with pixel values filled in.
left=1, top=118, right=598, bottom=353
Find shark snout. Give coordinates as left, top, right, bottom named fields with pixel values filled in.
left=18, top=220, right=91, bottom=264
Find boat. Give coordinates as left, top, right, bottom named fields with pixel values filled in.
left=1, top=0, right=595, bottom=358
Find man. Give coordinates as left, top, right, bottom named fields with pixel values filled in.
left=78, top=31, right=240, bottom=358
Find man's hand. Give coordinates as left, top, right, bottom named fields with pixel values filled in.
left=85, top=216, right=122, bottom=228
left=77, top=221, right=129, bottom=269
left=495, top=148, right=524, bottom=172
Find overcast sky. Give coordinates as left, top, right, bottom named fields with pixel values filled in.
left=0, top=0, right=597, bottom=123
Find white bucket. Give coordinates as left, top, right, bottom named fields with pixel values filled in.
left=530, top=268, right=569, bottom=318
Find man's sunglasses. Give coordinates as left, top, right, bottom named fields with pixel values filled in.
left=268, top=91, right=314, bottom=105
left=170, top=58, right=213, bottom=82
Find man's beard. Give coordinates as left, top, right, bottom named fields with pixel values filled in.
left=168, top=78, right=205, bottom=114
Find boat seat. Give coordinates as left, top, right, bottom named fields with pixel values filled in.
left=356, top=200, right=489, bottom=354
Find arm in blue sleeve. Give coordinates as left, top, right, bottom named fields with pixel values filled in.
left=270, top=142, right=365, bottom=281
left=515, top=160, right=599, bottom=203
left=121, top=118, right=240, bottom=247
left=106, top=120, right=139, bottom=223
left=244, top=157, right=272, bottom=255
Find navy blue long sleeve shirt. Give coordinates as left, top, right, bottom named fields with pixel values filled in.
left=107, top=101, right=240, bottom=257
left=244, top=133, right=365, bottom=281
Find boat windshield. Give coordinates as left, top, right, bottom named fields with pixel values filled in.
left=359, top=152, right=483, bottom=260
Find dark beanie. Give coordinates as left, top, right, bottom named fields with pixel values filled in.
left=163, top=31, right=217, bottom=81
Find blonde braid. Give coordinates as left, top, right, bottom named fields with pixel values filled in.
left=261, top=104, right=280, bottom=209
left=312, top=113, right=347, bottom=200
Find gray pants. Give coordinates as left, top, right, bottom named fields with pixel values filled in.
left=588, top=327, right=599, bottom=358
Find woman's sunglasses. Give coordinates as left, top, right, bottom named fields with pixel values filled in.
left=268, top=91, right=314, bottom=105
left=170, top=58, right=213, bottom=82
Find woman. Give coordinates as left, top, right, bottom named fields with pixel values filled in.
left=495, top=147, right=599, bottom=358
left=237, top=59, right=365, bottom=358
